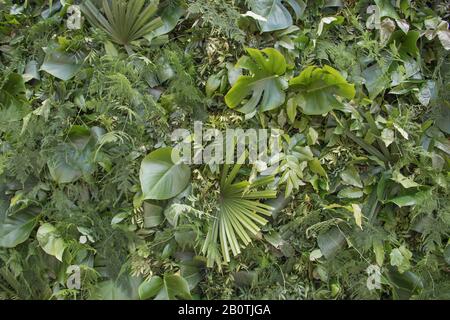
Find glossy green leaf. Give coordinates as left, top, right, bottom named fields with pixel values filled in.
left=249, top=0, right=305, bottom=32
left=0, top=73, right=30, bottom=121
left=340, top=166, right=363, bottom=188
left=143, top=202, right=163, bottom=228
left=0, top=208, right=39, bottom=248
left=36, top=223, right=67, bottom=261
left=289, top=65, right=355, bottom=115
left=225, top=48, right=287, bottom=115
left=140, top=147, right=191, bottom=200
left=40, top=48, right=83, bottom=81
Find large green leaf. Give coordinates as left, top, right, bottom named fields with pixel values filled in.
left=47, top=126, right=98, bottom=184
left=140, top=147, right=191, bottom=200
left=139, top=274, right=192, bottom=300
left=146, top=2, right=185, bottom=41
left=0, top=208, right=39, bottom=248
left=36, top=223, right=67, bottom=262
left=40, top=48, right=83, bottom=81
left=374, top=0, right=400, bottom=19
left=0, top=73, right=30, bottom=122
left=289, top=65, right=355, bottom=115
left=225, top=48, right=287, bottom=115
left=90, top=276, right=142, bottom=300
left=249, top=0, right=305, bottom=32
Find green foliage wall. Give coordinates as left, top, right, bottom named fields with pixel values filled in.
left=0, top=0, right=449, bottom=300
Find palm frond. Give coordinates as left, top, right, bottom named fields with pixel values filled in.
left=80, top=0, right=163, bottom=47
left=202, top=158, right=277, bottom=268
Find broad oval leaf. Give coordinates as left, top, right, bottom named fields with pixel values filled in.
left=47, top=126, right=97, bottom=184
left=139, top=274, right=192, bottom=300
left=140, top=147, right=191, bottom=200
left=36, top=223, right=67, bottom=262
left=250, top=0, right=305, bottom=32
left=0, top=208, right=39, bottom=248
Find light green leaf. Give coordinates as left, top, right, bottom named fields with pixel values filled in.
left=374, top=0, right=400, bottom=19
left=307, top=127, right=319, bottom=145
left=148, top=4, right=185, bottom=39
left=225, top=48, right=287, bottom=115
left=338, top=187, right=363, bottom=199
left=351, top=204, right=363, bottom=230
left=390, top=245, right=412, bottom=273
left=36, top=223, right=67, bottom=262
left=391, top=170, right=420, bottom=188
left=91, top=276, right=141, bottom=300
left=289, top=65, right=355, bottom=115
left=388, top=190, right=430, bottom=207
left=340, top=166, right=363, bottom=188
left=308, top=159, right=327, bottom=178
left=47, top=126, right=97, bottom=184
left=249, top=0, right=305, bottom=33
left=362, top=63, right=391, bottom=99
left=140, top=147, right=191, bottom=200
left=40, top=48, right=83, bottom=81
left=23, top=60, right=41, bottom=82
left=206, top=73, right=222, bottom=97
left=143, top=202, right=163, bottom=228
left=381, top=128, right=394, bottom=147
left=373, top=240, right=385, bottom=266
left=286, top=98, right=297, bottom=123
left=139, top=274, right=192, bottom=300
left=0, top=73, right=30, bottom=122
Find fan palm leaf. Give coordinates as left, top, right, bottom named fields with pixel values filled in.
left=202, top=157, right=277, bottom=268
left=80, top=0, right=163, bottom=48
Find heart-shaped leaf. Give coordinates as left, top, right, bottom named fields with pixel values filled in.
left=140, top=147, right=191, bottom=200
left=0, top=208, right=39, bottom=248
left=36, top=223, right=67, bottom=262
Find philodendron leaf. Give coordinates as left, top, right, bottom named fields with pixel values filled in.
left=36, top=223, right=67, bottom=262
left=249, top=0, right=305, bottom=32
left=140, top=147, right=191, bottom=200
left=40, top=47, right=83, bottom=81
left=139, top=274, right=192, bottom=300
left=0, top=208, right=39, bottom=248
left=289, top=65, right=355, bottom=115
left=225, top=48, right=287, bottom=116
